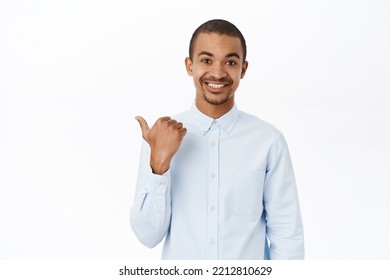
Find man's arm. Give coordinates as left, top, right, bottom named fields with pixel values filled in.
left=130, top=140, right=172, bottom=248
left=263, top=134, right=304, bottom=259
left=130, top=116, right=186, bottom=248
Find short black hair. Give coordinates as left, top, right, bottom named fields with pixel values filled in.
left=189, top=19, right=247, bottom=61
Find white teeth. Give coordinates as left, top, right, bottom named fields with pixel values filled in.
left=207, top=83, right=225, bottom=89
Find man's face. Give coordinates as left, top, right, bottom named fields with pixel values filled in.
left=185, top=32, right=248, bottom=112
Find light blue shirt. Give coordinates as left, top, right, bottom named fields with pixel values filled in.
left=130, top=103, right=304, bottom=259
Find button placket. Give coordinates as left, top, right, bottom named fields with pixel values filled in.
left=206, top=121, right=219, bottom=259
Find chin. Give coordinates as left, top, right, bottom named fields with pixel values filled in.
left=203, top=93, right=231, bottom=106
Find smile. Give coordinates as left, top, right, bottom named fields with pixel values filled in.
left=206, top=83, right=226, bottom=89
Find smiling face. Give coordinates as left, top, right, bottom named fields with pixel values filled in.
left=185, top=32, right=248, bottom=118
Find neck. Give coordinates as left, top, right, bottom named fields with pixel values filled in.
left=195, top=98, right=234, bottom=119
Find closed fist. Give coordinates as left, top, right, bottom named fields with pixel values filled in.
left=135, top=116, right=187, bottom=174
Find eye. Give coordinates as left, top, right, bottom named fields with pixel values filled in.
left=201, top=58, right=211, bottom=64
left=226, top=61, right=237, bottom=66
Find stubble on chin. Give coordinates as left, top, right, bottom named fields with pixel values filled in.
left=202, top=91, right=230, bottom=105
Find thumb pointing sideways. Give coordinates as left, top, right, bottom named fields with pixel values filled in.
left=135, top=116, right=150, bottom=141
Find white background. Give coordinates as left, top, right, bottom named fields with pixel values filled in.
left=1, top=0, right=389, bottom=260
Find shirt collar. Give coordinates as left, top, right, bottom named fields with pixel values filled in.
left=190, top=101, right=240, bottom=136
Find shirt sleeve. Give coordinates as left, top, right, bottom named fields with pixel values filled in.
left=130, top=140, right=172, bottom=248
left=263, top=134, right=305, bottom=259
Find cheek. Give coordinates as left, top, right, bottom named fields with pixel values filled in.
left=231, top=69, right=243, bottom=79
left=192, top=71, right=206, bottom=87
left=192, top=67, right=204, bottom=78
left=192, top=72, right=204, bottom=89
left=234, top=72, right=245, bottom=84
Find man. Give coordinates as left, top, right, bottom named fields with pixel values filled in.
left=131, top=19, right=304, bottom=259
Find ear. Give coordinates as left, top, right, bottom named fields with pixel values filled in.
left=185, top=57, right=193, bottom=76
left=240, top=61, right=249, bottom=79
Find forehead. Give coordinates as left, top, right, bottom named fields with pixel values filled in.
left=193, top=32, right=243, bottom=58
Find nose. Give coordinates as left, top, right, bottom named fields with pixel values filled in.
left=209, top=62, right=227, bottom=79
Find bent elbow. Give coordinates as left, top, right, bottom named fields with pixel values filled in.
left=130, top=210, right=166, bottom=248
left=138, top=234, right=162, bottom=249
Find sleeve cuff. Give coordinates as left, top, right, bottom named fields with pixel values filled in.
left=144, top=169, right=170, bottom=195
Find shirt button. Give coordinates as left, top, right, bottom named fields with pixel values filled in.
left=159, top=182, right=166, bottom=187
left=210, top=206, right=215, bottom=212
left=210, top=141, right=216, bottom=147
left=210, top=239, right=216, bottom=245
left=211, top=172, right=216, bottom=178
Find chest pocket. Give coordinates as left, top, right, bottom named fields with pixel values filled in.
left=228, top=170, right=265, bottom=216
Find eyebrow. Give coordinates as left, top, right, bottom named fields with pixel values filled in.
left=198, top=51, right=241, bottom=60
